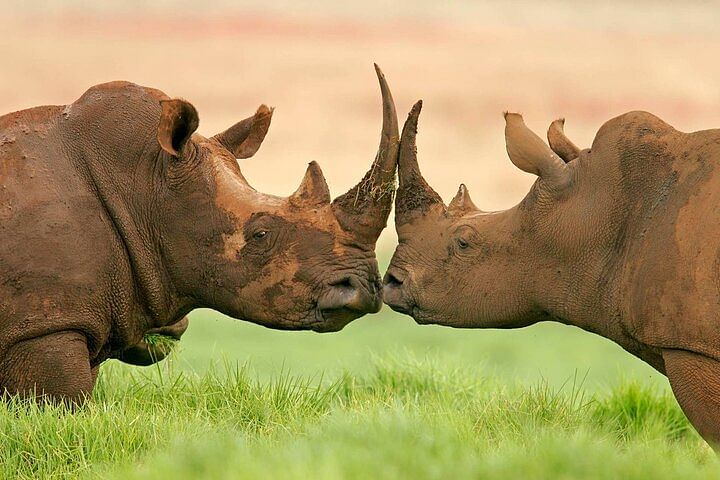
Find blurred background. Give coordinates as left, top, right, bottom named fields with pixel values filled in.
left=4, top=0, right=720, bottom=391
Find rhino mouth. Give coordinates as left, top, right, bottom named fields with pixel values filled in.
left=382, top=268, right=418, bottom=317
left=385, top=300, right=413, bottom=316
left=310, top=273, right=382, bottom=332
left=381, top=272, right=437, bottom=325
left=311, top=307, right=365, bottom=333
left=408, top=309, right=435, bottom=325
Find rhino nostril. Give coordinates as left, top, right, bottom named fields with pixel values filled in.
left=382, top=270, right=413, bottom=314
left=329, top=276, right=354, bottom=289
left=383, top=272, right=403, bottom=288
left=318, top=275, right=381, bottom=315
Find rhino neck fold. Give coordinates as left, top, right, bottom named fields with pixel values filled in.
left=71, top=146, right=192, bottom=330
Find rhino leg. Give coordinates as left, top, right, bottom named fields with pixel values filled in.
left=0, top=331, right=93, bottom=405
left=116, top=316, right=189, bottom=367
left=91, top=365, right=100, bottom=388
left=664, top=348, right=720, bottom=448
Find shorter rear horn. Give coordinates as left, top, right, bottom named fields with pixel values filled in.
left=447, top=184, right=479, bottom=217
left=289, top=162, right=331, bottom=208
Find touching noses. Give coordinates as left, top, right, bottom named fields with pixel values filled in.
left=319, top=274, right=383, bottom=315
left=382, top=268, right=411, bottom=314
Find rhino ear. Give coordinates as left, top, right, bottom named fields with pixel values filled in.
left=447, top=184, right=478, bottom=217
left=158, top=99, right=199, bottom=157
left=547, top=118, right=580, bottom=162
left=213, top=105, right=273, bottom=159
left=289, top=161, right=331, bottom=208
left=504, top=112, right=571, bottom=188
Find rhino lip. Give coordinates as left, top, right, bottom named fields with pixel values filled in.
left=409, top=309, right=433, bottom=325
left=382, top=268, right=416, bottom=316
left=315, top=274, right=382, bottom=319
left=311, top=308, right=358, bottom=333
left=387, top=300, right=433, bottom=325
left=383, top=286, right=428, bottom=324
left=386, top=301, right=413, bottom=316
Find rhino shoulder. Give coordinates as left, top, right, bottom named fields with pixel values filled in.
left=71, top=81, right=169, bottom=113
left=592, top=111, right=676, bottom=150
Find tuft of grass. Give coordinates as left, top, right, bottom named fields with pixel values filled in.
left=142, top=333, right=179, bottom=356
left=592, top=380, right=694, bottom=442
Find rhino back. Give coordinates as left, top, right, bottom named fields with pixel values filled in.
left=607, top=119, right=720, bottom=361
left=0, top=104, right=127, bottom=362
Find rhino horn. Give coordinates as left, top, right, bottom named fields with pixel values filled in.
left=447, top=184, right=479, bottom=217
left=331, top=64, right=399, bottom=244
left=504, top=112, right=571, bottom=189
left=289, top=161, right=331, bottom=208
left=213, top=105, right=273, bottom=159
left=547, top=118, right=580, bottom=162
left=394, top=100, right=446, bottom=226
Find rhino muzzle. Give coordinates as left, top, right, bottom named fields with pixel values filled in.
left=298, top=64, right=400, bottom=332
left=314, top=273, right=382, bottom=331
left=382, top=267, right=415, bottom=315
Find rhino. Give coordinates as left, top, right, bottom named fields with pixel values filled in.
left=384, top=100, right=720, bottom=445
left=0, top=65, right=399, bottom=404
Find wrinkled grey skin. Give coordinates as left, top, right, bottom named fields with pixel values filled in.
left=384, top=101, right=720, bottom=447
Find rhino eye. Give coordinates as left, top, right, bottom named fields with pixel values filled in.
left=253, top=230, right=268, bottom=240
left=457, top=238, right=469, bottom=249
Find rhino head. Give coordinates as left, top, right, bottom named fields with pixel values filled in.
left=383, top=101, right=577, bottom=328
left=70, top=66, right=399, bottom=334
left=159, top=65, right=399, bottom=332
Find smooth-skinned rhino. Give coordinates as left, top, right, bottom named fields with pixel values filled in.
left=0, top=65, right=399, bottom=404
left=384, top=100, right=720, bottom=446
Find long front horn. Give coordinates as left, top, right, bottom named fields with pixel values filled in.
left=395, top=100, right=445, bottom=226
left=331, top=64, right=399, bottom=244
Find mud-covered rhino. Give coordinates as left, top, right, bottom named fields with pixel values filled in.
left=384, top=101, right=720, bottom=446
left=0, top=65, right=400, bottom=404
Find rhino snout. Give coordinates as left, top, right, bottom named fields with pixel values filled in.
left=319, top=274, right=381, bottom=313
left=313, top=274, right=382, bottom=331
left=382, top=268, right=413, bottom=315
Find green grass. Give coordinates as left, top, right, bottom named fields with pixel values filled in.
left=0, top=356, right=715, bottom=479
left=0, top=253, right=715, bottom=478
left=142, top=333, right=179, bottom=351
left=178, top=308, right=665, bottom=392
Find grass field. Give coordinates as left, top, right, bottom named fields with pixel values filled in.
left=1, top=348, right=716, bottom=479
left=0, top=252, right=716, bottom=479
left=4, top=2, right=720, bottom=478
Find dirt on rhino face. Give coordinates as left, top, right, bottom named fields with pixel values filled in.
left=0, top=65, right=400, bottom=405
left=384, top=101, right=720, bottom=448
